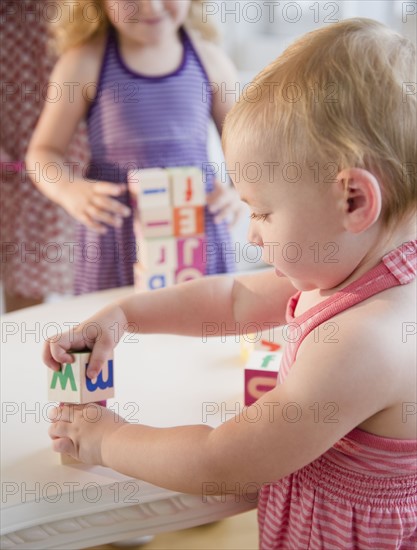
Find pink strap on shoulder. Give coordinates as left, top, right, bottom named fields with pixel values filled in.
left=286, top=240, right=417, bottom=360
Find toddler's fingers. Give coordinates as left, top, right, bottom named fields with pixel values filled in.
left=47, top=405, right=62, bottom=423
left=48, top=422, right=59, bottom=439
left=48, top=406, right=79, bottom=437
left=59, top=403, right=84, bottom=422
left=43, top=342, right=63, bottom=371
left=52, top=437, right=76, bottom=457
left=44, top=339, right=76, bottom=370
left=86, top=336, right=114, bottom=379
left=49, top=327, right=90, bottom=360
left=49, top=418, right=67, bottom=440
left=94, top=182, right=127, bottom=197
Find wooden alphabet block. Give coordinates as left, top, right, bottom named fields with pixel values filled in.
left=141, top=207, right=173, bottom=238
left=176, top=236, right=206, bottom=272
left=175, top=267, right=205, bottom=284
left=240, top=326, right=285, bottom=363
left=146, top=271, right=175, bottom=290
left=48, top=350, right=114, bottom=404
left=134, top=262, right=175, bottom=291
left=244, top=350, right=282, bottom=406
left=241, top=338, right=282, bottom=363
left=133, top=262, right=145, bottom=292
left=128, top=168, right=171, bottom=210
left=174, top=235, right=206, bottom=283
left=168, top=167, right=205, bottom=207
left=146, top=236, right=177, bottom=271
left=60, top=453, right=80, bottom=465
left=173, top=206, right=205, bottom=237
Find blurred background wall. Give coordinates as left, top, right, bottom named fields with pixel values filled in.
left=210, top=0, right=415, bottom=77
left=208, top=0, right=416, bottom=271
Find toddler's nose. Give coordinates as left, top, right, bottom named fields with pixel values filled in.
left=247, top=224, right=263, bottom=248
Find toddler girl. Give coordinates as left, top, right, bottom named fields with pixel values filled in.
left=46, top=18, right=416, bottom=548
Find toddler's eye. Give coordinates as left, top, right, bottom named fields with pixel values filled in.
left=250, top=213, right=269, bottom=222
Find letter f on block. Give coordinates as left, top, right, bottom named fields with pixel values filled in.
left=50, top=364, right=77, bottom=391
left=86, top=359, right=114, bottom=392
left=261, top=355, right=275, bottom=368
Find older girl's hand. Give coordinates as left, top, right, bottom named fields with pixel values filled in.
left=58, top=179, right=131, bottom=234
left=206, top=179, right=246, bottom=228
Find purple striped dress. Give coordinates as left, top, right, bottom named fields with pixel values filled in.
left=75, top=27, right=234, bottom=294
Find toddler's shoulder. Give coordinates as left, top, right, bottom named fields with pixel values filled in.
left=299, top=280, right=416, bottom=380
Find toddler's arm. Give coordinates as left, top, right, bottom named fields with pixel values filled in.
left=49, top=298, right=400, bottom=494
left=26, top=39, right=130, bottom=233
left=45, top=270, right=296, bottom=378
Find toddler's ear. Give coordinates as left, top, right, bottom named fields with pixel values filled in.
left=337, top=168, right=382, bottom=234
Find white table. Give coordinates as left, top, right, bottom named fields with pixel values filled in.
left=1, top=287, right=256, bottom=549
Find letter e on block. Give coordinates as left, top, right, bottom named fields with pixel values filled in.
left=173, top=206, right=205, bottom=237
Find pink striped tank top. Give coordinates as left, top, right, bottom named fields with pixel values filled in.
left=258, top=240, right=417, bottom=549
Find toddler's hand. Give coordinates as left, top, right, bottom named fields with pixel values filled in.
left=59, top=179, right=131, bottom=234
left=43, top=305, right=127, bottom=380
left=207, top=179, right=245, bottom=228
left=48, top=403, right=126, bottom=465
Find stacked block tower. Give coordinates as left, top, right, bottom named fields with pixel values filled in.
left=128, top=167, right=206, bottom=291
left=48, top=350, right=114, bottom=463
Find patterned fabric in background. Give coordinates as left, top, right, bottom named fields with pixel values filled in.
left=0, top=0, right=89, bottom=299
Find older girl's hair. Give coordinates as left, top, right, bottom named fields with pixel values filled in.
left=223, top=18, right=417, bottom=228
left=51, top=0, right=218, bottom=53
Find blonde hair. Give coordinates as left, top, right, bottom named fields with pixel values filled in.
left=223, top=18, right=417, bottom=228
left=51, top=0, right=218, bottom=54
